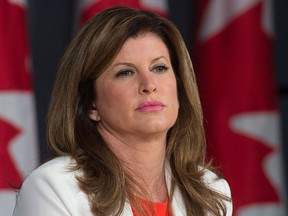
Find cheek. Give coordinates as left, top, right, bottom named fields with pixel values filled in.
left=95, top=84, right=112, bottom=111
left=96, top=89, right=116, bottom=109
left=95, top=84, right=131, bottom=113
left=167, top=79, right=179, bottom=104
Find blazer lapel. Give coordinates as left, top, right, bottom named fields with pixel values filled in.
left=165, top=163, right=187, bottom=216
left=120, top=163, right=187, bottom=216
left=120, top=202, right=133, bottom=216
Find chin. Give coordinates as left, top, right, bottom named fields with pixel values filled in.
left=141, top=122, right=174, bottom=134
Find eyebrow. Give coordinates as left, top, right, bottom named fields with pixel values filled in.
left=151, top=56, right=168, bottom=64
left=112, top=56, right=169, bottom=68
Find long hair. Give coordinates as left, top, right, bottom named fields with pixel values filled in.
left=47, top=6, right=230, bottom=216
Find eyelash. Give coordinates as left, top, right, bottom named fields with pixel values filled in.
left=152, top=65, right=169, bottom=73
left=115, top=69, right=134, bottom=79
left=114, top=65, right=169, bottom=79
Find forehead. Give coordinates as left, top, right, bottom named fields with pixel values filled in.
left=114, top=33, right=169, bottom=60
left=95, top=32, right=171, bottom=79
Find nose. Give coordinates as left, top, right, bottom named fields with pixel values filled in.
left=138, top=72, right=157, bottom=94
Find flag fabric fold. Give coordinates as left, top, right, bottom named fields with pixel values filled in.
left=80, top=0, right=168, bottom=23
left=0, top=0, right=39, bottom=215
left=193, top=0, right=286, bottom=215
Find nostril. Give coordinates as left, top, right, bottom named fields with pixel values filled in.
left=141, top=87, right=156, bottom=94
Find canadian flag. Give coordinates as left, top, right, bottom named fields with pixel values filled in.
left=193, top=0, right=286, bottom=215
left=0, top=0, right=39, bottom=215
left=80, top=0, right=168, bottom=23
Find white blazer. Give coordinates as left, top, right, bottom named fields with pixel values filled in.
left=13, top=156, right=232, bottom=216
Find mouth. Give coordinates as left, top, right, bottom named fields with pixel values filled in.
left=136, top=101, right=165, bottom=112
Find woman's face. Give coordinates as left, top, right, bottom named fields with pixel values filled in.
left=90, top=33, right=179, bottom=140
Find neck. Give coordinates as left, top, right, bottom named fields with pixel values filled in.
left=97, top=124, right=168, bottom=202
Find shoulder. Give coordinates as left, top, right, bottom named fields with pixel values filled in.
left=21, top=156, right=78, bottom=191
left=165, top=164, right=232, bottom=216
left=202, top=168, right=231, bottom=196
left=27, top=156, right=76, bottom=179
left=202, top=168, right=233, bottom=216
left=13, top=156, right=91, bottom=216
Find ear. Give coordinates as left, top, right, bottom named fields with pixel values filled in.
left=89, top=107, right=101, bottom=122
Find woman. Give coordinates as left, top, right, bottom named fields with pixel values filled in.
left=13, top=6, right=232, bottom=216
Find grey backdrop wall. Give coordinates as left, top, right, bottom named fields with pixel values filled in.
left=27, top=0, right=76, bottom=159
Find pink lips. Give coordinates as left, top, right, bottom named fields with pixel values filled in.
left=136, top=101, right=165, bottom=112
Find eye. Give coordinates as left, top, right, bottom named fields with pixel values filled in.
left=115, top=69, right=134, bottom=79
left=152, top=65, right=169, bottom=73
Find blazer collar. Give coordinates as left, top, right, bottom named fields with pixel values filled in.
left=121, top=163, right=186, bottom=216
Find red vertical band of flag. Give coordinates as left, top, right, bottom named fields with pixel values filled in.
left=0, top=0, right=38, bottom=215
left=80, top=0, right=167, bottom=24
left=194, top=0, right=285, bottom=215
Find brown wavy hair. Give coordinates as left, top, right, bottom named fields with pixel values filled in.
left=47, top=6, right=230, bottom=216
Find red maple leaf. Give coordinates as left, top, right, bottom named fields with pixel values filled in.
left=193, top=2, right=280, bottom=214
left=81, top=0, right=167, bottom=24
left=0, top=118, right=22, bottom=189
